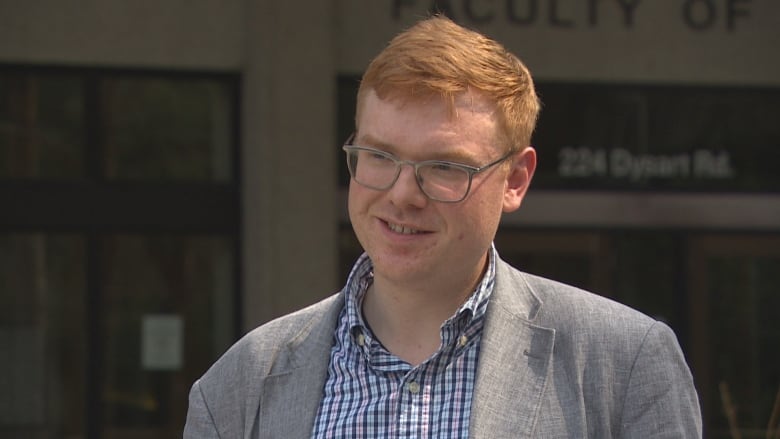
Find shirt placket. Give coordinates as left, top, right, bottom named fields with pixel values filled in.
left=397, top=367, right=431, bottom=439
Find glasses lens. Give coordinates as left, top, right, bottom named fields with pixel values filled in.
left=418, top=163, right=470, bottom=202
left=347, top=148, right=399, bottom=190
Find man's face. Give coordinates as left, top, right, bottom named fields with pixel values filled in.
left=348, top=90, right=531, bottom=291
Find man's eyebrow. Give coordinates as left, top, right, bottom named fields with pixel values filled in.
left=355, top=133, right=392, bottom=150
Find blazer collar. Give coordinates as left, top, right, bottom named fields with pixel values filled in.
left=252, top=258, right=555, bottom=439
left=470, top=258, right=555, bottom=438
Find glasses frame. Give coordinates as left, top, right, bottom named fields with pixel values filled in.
left=342, top=133, right=514, bottom=203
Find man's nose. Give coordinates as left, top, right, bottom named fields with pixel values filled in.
left=387, top=164, right=428, bottom=207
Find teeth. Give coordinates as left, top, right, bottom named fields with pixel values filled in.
left=387, top=222, right=421, bottom=235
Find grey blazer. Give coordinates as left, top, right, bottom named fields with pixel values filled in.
left=185, top=258, right=702, bottom=438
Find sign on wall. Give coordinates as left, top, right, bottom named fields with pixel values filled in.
left=532, top=83, right=779, bottom=191
left=336, top=78, right=780, bottom=192
left=337, top=0, right=780, bottom=85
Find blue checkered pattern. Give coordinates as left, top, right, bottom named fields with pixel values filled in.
left=311, top=247, right=496, bottom=438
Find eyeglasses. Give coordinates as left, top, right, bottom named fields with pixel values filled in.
left=343, top=134, right=514, bottom=203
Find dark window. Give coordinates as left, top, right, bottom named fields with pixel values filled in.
left=0, top=65, right=240, bottom=438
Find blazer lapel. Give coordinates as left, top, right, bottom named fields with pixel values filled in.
left=253, top=295, right=343, bottom=439
left=254, top=363, right=330, bottom=438
left=470, top=259, right=555, bottom=438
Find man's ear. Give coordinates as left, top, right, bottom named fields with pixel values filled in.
left=503, top=147, right=536, bottom=213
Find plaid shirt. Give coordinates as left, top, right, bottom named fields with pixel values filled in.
left=311, top=247, right=497, bottom=439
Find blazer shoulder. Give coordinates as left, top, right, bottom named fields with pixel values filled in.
left=239, top=293, right=343, bottom=354
left=496, top=259, right=662, bottom=347
left=196, top=292, right=343, bottom=396
left=488, top=259, right=700, bottom=436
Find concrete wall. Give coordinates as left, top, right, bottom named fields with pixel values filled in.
left=0, top=0, right=244, bottom=69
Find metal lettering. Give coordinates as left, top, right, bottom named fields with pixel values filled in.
left=683, top=0, right=717, bottom=30
left=464, top=0, right=495, bottom=23
left=616, top=0, right=642, bottom=27
left=588, top=0, right=600, bottom=26
left=549, top=0, right=574, bottom=27
left=726, top=0, right=751, bottom=31
left=507, top=0, right=537, bottom=25
left=429, top=0, right=458, bottom=19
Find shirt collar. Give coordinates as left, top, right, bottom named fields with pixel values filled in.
left=342, top=245, right=498, bottom=345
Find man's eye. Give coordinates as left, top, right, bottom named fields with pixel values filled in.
left=429, top=162, right=459, bottom=173
left=368, top=152, right=391, bottom=161
left=362, top=150, right=395, bottom=165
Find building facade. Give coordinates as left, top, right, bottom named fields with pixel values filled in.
left=1, top=0, right=779, bottom=437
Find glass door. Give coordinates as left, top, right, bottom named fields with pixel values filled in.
left=0, top=67, right=240, bottom=438
left=495, top=229, right=612, bottom=296
left=494, top=229, right=689, bottom=330
left=0, top=234, right=86, bottom=439
left=688, top=234, right=780, bottom=438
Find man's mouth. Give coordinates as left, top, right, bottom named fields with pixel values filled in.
left=386, top=221, right=424, bottom=235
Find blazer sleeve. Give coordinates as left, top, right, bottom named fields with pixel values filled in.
left=184, top=379, right=221, bottom=438
left=619, top=321, right=702, bottom=438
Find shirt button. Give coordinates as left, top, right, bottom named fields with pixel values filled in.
left=356, top=333, right=365, bottom=346
left=408, top=381, right=420, bottom=394
left=459, top=335, right=468, bottom=347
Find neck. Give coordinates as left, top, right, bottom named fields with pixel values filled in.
left=362, top=255, right=487, bottom=366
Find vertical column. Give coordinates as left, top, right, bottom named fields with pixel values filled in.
left=241, top=0, right=338, bottom=330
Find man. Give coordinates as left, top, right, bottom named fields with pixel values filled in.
left=185, top=16, right=701, bottom=438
